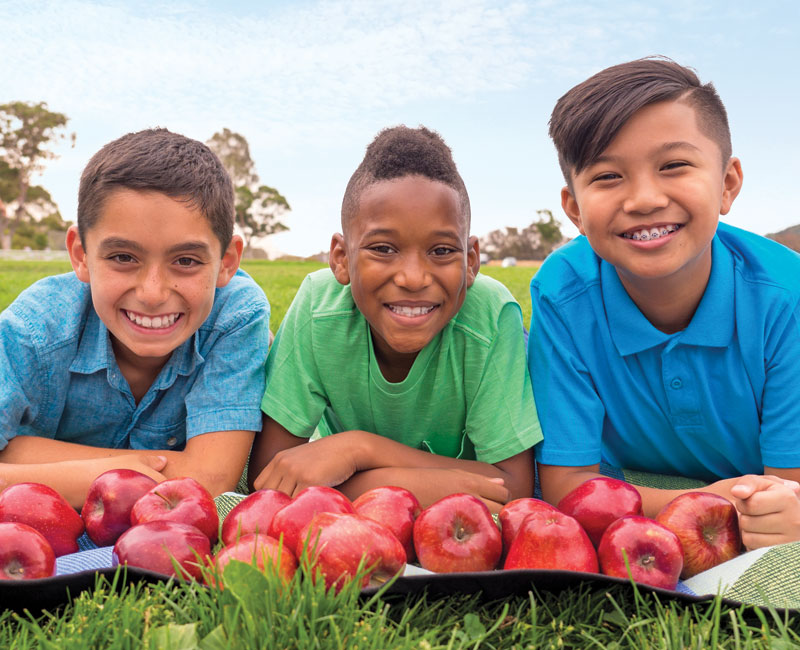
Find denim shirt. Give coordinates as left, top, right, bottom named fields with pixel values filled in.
left=0, top=270, right=270, bottom=451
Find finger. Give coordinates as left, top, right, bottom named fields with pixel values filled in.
left=783, top=479, right=800, bottom=496
left=739, top=511, right=792, bottom=536
left=730, top=475, right=776, bottom=500
left=479, top=498, right=504, bottom=515
left=740, top=529, right=793, bottom=552
left=141, top=455, right=168, bottom=471
left=735, top=484, right=795, bottom=516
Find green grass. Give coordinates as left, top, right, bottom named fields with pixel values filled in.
left=3, top=259, right=798, bottom=646
left=1, top=561, right=798, bottom=649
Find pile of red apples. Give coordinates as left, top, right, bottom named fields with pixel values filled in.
left=0, top=472, right=742, bottom=592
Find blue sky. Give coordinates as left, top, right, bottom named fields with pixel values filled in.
left=2, top=0, right=798, bottom=256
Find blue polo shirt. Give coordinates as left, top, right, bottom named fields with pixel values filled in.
left=0, top=270, right=269, bottom=451
left=529, top=222, right=800, bottom=482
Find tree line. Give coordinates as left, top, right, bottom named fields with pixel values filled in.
left=0, top=102, right=290, bottom=252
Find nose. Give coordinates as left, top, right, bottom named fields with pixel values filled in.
left=393, top=253, right=431, bottom=291
left=623, top=174, right=669, bottom=215
left=136, top=264, right=171, bottom=306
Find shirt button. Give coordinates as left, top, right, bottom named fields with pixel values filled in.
left=670, top=378, right=683, bottom=389
left=167, top=437, right=178, bottom=447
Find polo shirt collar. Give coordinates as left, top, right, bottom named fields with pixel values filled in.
left=604, top=234, right=734, bottom=356
left=69, top=310, right=205, bottom=387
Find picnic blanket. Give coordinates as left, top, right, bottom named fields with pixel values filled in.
left=8, top=466, right=800, bottom=612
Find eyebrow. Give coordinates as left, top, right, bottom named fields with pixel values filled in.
left=362, top=228, right=462, bottom=239
left=591, top=141, right=702, bottom=166
left=97, top=238, right=213, bottom=256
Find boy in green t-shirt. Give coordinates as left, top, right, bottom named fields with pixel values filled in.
left=248, top=126, right=541, bottom=511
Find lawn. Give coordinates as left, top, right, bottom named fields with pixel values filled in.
left=1, top=259, right=798, bottom=647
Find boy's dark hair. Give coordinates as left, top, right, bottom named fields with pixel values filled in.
left=549, top=57, right=732, bottom=187
left=78, top=128, right=235, bottom=252
left=341, top=125, right=470, bottom=231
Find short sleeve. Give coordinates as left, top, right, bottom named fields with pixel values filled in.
left=0, top=307, right=43, bottom=449
left=465, top=302, right=542, bottom=464
left=758, top=299, right=800, bottom=468
left=184, top=299, right=271, bottom=437
left=528, top=288, right=605, bottom=467
left=260, top=277, right=329, bottom=438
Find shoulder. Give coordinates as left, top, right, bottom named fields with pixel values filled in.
left=531, top=236, right=602, bottom=305
left=200, top=268, right=270, bottom=333
left=301, top=268, right=357, bottom=318
left=1, top=273, right=92, bottom=350
left=717, top=223, right=800, bottom=302
left=452, top=273, right=521, bottom=342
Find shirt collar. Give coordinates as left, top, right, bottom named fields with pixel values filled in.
left=605, top=234, right=734, bottom=356
left=69, top=311, right=205, bottom=388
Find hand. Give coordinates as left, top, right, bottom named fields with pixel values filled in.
left=83, top=454, right=169, bottom=485
left=730, top=474, right=800, bottom=550
left=252, top=434, right=359, bottom=497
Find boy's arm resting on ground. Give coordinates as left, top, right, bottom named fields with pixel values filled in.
left=539, top=463, right=800, bottom=550
left=250, top=415, right=534, bottom=511
left=0, top=430, right=254, bottom=504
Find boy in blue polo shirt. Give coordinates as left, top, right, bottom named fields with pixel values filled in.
left=0, top=129, right=270, bottom=506
left=530, top=58, right=800, bottom=550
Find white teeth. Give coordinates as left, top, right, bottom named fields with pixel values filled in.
left=623, top=224, right=681, bottom=240
left=388, top=304, right=435, bottom=317
left=126, top=311, right=179, bottom=329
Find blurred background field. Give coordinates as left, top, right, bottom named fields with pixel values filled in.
left=0, top=260, right=537, bottom=327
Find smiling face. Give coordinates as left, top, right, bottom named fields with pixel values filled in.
left=330, top=175, right=479, bottom=380
left=562, top=100, right=742, bottom=298
left=67, top=189, right=242, bottom=375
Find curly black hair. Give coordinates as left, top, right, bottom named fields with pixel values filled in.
left=341, top=125, right=470, bottom=231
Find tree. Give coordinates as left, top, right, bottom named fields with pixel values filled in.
left=0, top=101, right=75, bottom=249
left=207, top=129, right=290, bottom=254
left=479, top=210, right=566, bottom=261
left=0, top=160, right=67, bottom=249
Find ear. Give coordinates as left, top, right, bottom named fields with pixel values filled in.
left=465, top=236, right=480, bottom=287
left=216, top=235, right=244, bottom=288
left=719, top=157, right=743, bottom=215
left=66, top=225, right=90, bottom=283
left=329, top=233, right=351, bottom=285
left=561, top=186, right=585, bottom=235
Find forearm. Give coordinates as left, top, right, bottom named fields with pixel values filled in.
left=538, top=462, right=740, bottom=517
left=1, top=431, right=254, bottom=498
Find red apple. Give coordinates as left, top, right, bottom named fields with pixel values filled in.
left=298, top=511, right=405, bottom=591
left=498, top=497, right=560, bottom=551
left=113, top=520, right=211, bottom=580
left=212, top=533, right=298, bottom=586
left=557, top=477, right=643, bottom=547
left=503, top=510, right=599, bottom=572
left=268, top=486, right=354, bottom=555
left=0, top=522, right=56, bottom=580
left=597, top=515, right=683, bottom=589
left=221, top=489, right=292, bottom=547
left=353, top=486, right=421, bottom=562
left=131, top=477, right=219, bottom=544
left=0, top=482, right=84, bottom=556
left=413, top=493, right=502, bottom=573
left=81, top=469, right=159, bottom=546
left=655, top=492, right=741, bottom=578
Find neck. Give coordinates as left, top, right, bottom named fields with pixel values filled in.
left=617, top=249, right=712, bottom=335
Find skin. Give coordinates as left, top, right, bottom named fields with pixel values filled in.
left=249, top=175, right=534, bottom=513
left=543, top=99, right=800, bottom=550
left=0, top=189, right=253, bottom=507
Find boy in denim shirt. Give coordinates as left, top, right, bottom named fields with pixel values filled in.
left=530, top=58, right=800, bottom=549
left=0, top=129, right=270, bottom=506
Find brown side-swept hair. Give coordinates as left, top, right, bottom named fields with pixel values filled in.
left=549, top=57, right=732, bottom=188
left=78, top=128, right=235, bottom=253
left=341, top=125, right=470, bottom=233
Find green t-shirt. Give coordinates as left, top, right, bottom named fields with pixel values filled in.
left=261, top=269, right=541, bottom=464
